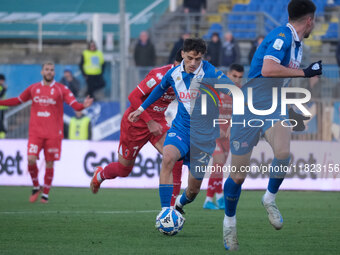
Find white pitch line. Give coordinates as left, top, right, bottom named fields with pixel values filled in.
left=0, top=210, right=159, bottom=215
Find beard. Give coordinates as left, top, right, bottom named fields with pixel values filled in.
left=43, top=75, right=54, bottom=82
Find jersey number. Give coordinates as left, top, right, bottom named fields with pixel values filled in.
left=29, top=144, right=38, bottom=154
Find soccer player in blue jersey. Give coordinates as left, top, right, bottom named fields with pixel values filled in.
left=223, top=0, right=322, bottom=250
left=129, top=38, right=233, bottom=220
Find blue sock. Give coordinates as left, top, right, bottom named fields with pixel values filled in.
left=268, top=157, right=290, bottom=194
left=224, top=176, right=242, bottom=217
left=159, top=184, right=173, bottom=208
left=179, top=189, right=194, bottom=206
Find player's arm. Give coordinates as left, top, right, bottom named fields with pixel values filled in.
left=261, top=35, right=322, bottom=78
left=62, top=85, right=93, bottom=111
left=128, top=74, right=171, bottom=122
left=0, top=85, right=32, bottom=106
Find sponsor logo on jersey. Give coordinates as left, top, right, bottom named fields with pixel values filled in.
left=168, top=132, right=176, bottom=137
left=146, top=78, right=157, bottom=88
left=233, top=141, right=240, bottom=151
left=37, top=111, right=51, bottom=117
left=51, top=88, right=54, bottom=95
left=278, top=33, right=286, bottom=38
left=273, top=39, right=284, bottom=50
left=33, top=96, right=56, bottom=106
left=162, top=94, right=176, bottom=100
left=153, top=106, right=167, bottom=112
left=36, top=89, right=40, bottom=93
left=178, top=89, right=201, bottom=103
left=156, top=73, right=163, bottom=80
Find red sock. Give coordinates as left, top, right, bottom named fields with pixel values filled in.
left=43, top=168, right=54, bottom=195
left=170, top=161, right=183, bottom=206
left=207, top=177, right=216, bottom=198
left=214, top=163, right=223, bottom=194
left=100, top=162, right=133, bottom=180
left=28, top=164, right=39, bottom=187
left=214, top=177, right=223, bottom=194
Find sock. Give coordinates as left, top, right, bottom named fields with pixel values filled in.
left=205, top=196, right=213, bottom=203
left=170, top=161, right=183, bottom=206
left=224, top=176, right=242, bottom=217
left=263, top=189, right=276, bottom=204
left=216, top=192, right=223, bottom=201
left=179, top=189, right=195, bottom=207
left=268, top=157, right=290, bottom=194
left=159, top=184, right=173, bottom=208
left=28, top=164, right=39, bottom=187
left=100, top=162, right=133, bottom=180
left=224, top=215, right=236, bottom=227
left=43, top=168, right=54, bottom=195
left=206, top=177, right=216, bottom=198
left=214, top=177, right=223, bottom=194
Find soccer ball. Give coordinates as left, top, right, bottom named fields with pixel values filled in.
left=155, top=208, right=185, bottom=236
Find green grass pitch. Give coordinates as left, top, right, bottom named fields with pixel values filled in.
left=0, top=186, right=339, bottom=255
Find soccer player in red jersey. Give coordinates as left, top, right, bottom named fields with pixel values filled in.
left=203, top=64, right=244, bottom=210
left=0, top=62, right=93, bottom=203
left=90, top=51, right=183, bottom=206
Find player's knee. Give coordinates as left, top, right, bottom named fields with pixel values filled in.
left=27, top=157, right=37, bottom=165
left=274, top=149, right=290, bottom=160
left=162, top=156, right=177, bottom=172
left=230, top=172, right=245, bottom=185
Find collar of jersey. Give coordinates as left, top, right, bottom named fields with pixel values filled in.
left=180, top=60, right=203, bottom=75
left=286, top=23, right=300, bottom=42
left=41, top=80, right=56, bottom=86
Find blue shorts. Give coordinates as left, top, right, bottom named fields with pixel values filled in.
left=230, top=107, right=287, bottom=155
left=163, top=127, right=215, bottom=180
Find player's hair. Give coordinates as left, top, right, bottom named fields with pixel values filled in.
left=229, top=63, right=244, bottom=73
left=0, top=74, right=5, bottom=80
left=175, top=48, right=183, bottom=63
left=42, top=62, right=54, bottom=69
left=288, top=0, right=316, bottom=21
left=183, top=38, right=206, bottom=55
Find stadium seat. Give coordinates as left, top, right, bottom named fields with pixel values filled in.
left=203, top=23, right=223, bottom=40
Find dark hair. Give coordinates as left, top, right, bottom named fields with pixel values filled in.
left=183, top=38, right=206, bottom=55
left=0, top=74, right=5, bottom=80
left=288, top=0, right=316, bottom=21
left=175, top=48, right=183, bottom=63
left=229, top=63, right=244, bottom=73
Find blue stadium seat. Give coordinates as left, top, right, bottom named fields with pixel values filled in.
left=203, top=23, right=223, bottom=40
left=232, top=4, right=247, bottom=12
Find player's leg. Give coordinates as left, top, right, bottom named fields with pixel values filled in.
left=27, top=137, right=43, bottom=203
left=204, top=152, right=225, bottom=210
left=262, top=121, right=291, bottom=230
left=90, top=116, right=148, bottom=193
left=41, top=160, right=54, bottom=203
left=41, top=138, right=62, bottom=203
left=158, top=144, right=182, bottom=208
left=223, top=151, right=251, bottom=251
left=152, top=132, right=183, bottom=207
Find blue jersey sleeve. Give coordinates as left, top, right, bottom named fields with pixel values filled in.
left=140, top=72, right=172, bottom=110
left=203, top=61, right=233, bottom=95
left=263, top=30, right=291, bottom=64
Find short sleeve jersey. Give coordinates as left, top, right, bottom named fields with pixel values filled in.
left=245, top=23, right=303, bottom=106
left=18, top=80, right=78, bottom=139
left=134, top=64, right=177, bottom=121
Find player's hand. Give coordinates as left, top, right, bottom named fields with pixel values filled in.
left=83, top=95, right=94, bottom=108
left=128, top=109, right=142, bottom=122
left=303, top=60, right=322, bottom=78
left=289, top=108, right=310, bottom=131
left=147, top=120, right=163, bottom=136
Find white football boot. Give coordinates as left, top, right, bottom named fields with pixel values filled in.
left=262, top=195, right=283, bottom=230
